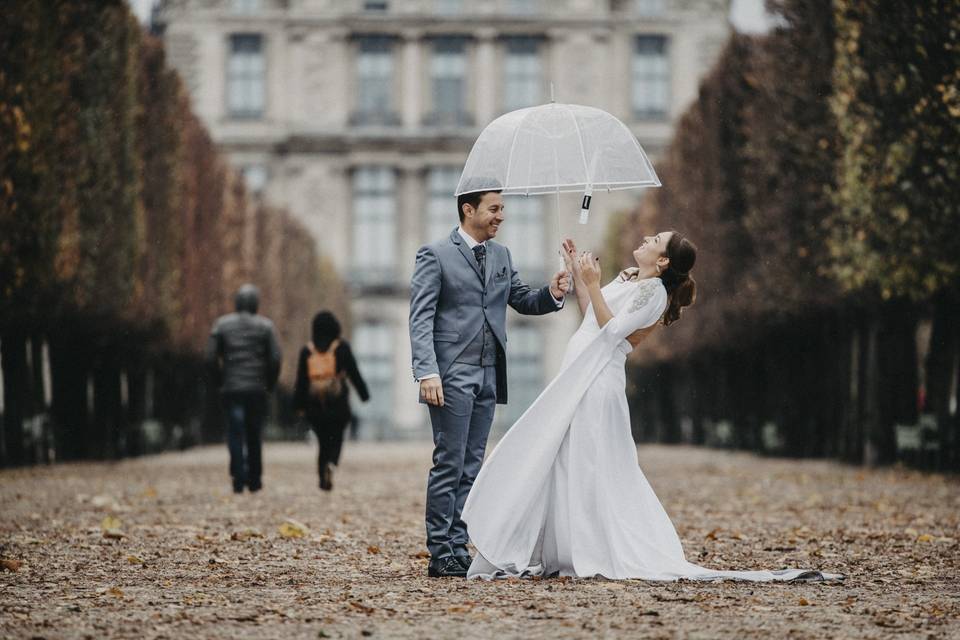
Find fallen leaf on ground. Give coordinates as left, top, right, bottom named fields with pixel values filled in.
left=1, top=559, right=22, bottom=572
left=101, top=516, right=125, bottom=539
left=278, top=519, right=309, bottom=538
left=231, top=529, right=263, bottom=541
left=367, top=545, right=381, bottom=554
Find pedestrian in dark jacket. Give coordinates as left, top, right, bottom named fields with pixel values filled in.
left=206, top=284, right=282, bottom=493
left=293, top=311, right=369, bottom=491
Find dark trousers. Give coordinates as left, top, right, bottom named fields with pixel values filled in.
left=425, top=363, right=497, bottom=560
left=308, top=413, right=348, bottom=477
left=223, top=392, right=266, bottom=490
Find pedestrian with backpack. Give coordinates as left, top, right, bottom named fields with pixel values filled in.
left=293, top=311, right=370, bottom=491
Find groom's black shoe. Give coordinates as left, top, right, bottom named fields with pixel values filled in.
left=428, top=556, right=468, bottom=578
left=454, top=553, right=472, bottom=571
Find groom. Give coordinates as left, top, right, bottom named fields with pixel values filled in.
left=409, top=187, right=570, bottom=578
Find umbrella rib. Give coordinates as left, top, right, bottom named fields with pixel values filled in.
left=616, top=116, right=661, bottom=187
left=563, top=104, right=591, bottom=186
left=503, top=108, right=535, bottom=189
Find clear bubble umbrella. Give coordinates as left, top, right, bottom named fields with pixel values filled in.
left=455, top=102, right=660, bottom=225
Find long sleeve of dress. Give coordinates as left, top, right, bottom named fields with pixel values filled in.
left=338, top=341, right=370, bottom=402
left=603, top=278, right=667, bottom=341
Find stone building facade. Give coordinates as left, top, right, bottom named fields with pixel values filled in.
left=155, top=0, right=730, bottom=438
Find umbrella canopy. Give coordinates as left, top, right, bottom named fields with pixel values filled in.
left=455, top=102, right=661, bottom=198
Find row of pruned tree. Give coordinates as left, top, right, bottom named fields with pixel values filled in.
left=611, top=0, right=960, bottom=469
left=0, top=1, right=346, bottom=466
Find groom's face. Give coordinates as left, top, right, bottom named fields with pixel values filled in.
left=464, top=192, right=505, bottom=242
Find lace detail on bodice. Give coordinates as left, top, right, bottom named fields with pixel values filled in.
left=627, top=278, right=659, bottom=313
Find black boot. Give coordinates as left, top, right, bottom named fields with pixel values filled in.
left=428, top=556, right=468, bottom=578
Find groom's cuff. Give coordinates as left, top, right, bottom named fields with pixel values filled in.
left=416, top=373, right=440, bottom=382
left=551, top=292, right=564, bottom=308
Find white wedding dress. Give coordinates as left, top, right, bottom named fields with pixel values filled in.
left=463, top=276, right=841, bottom=582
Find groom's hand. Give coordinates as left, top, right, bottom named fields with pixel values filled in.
left=420, top=377, right=444, bottom=407
left=550, top=270, right=571, bottom=299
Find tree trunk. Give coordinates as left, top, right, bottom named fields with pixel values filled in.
left=926, top=293, right=959, bottom=470
left=1, top=329, right=28, bottom=467
left=126, top=355, right=147, bottom=457
left=49, top=330, right=91, bottom=461
left=92, top=342, right=124, bottom=459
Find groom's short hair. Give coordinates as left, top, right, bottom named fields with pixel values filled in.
left=457, top=190, right=502, bottom=222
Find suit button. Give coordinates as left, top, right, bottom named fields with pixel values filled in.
left=483, top=305, right=487, bottom=310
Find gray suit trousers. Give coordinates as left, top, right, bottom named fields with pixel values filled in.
left=425, top=362, right=497, bottom=560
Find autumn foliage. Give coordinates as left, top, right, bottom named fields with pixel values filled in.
left=0, top=1, right=346, bottom=465
left=611, top=0, right=960, bottom=469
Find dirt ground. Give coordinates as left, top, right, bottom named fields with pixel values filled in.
left=1, top=441, right=957, bottom=639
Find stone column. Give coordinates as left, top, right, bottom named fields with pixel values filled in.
left=401, top=30, right=422, bottom=129
left=474, top=28, right=497, bottom=126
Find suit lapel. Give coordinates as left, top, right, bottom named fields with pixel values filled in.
left=450, top=228, right=484, bottom=283
left=485, top=243, right=498, bottom=290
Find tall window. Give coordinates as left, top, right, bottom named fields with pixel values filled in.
left=227, top=34, right=265, bottom=119
left=231, top=0, right=260, bottom=13
left=352, top=322, right=394, bottom=439
left=635, top=0, right=665, bottom=16
left=632, top=35, right=669, bottom=120
left=506, top=0, right=537, bottom=15
left=352, top=167, right=396, bottom=286
left=354, top=37, right=397, bottom=125
left=427, top=167, right=461, bottom=243
left=241, top=164, right=268, bottom=195
left=363, top=0, right=389, bottom=11
left=499, top=195, right=544, bottom=281
left=435, top=0, right=463, bottom=14
left=503, top=38, right=541, bottom=111
left=495, top=324, right=543, bottom=431
left=427, top=38, right=469, bottom=125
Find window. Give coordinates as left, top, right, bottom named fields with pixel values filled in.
left=498, top=195, right=544, bottom=280
left=426, top=167, right=461, bottom=243
left=227, top=34, right=265, bottom=119
left=353, top=37, right=397, bottom=125
left=352, top=167, right=396, bottom=286
left=506, top=0, right=537, bottom=15
left=495, top=324, right=543, bottom=431
left=427, top=38, right=470, bottom=126
left=435, top=0, right=463, bottom=14
left=363, top=1, right=389, bottom=11
left=503, top=37, right=541, bottom=111
left=231, top=0, right=260, bottom=13
left=352, top=322, right=394, bottom=439
left=632, top=35, right=669, bottom=120
left=635, top=0, right=665, bottom=16
left=241, top=164, right=268, bottom=195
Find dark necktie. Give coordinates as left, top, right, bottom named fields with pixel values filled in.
left=472, top=244, right=486, bottom=277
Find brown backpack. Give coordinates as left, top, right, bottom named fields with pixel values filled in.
left=307, top=340, right=344, bottom=400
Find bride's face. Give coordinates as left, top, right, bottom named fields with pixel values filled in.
left=633, top=232, right=672, bottom=270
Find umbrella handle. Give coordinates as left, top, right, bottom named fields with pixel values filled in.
left=579, top=187, right=593, bottom=224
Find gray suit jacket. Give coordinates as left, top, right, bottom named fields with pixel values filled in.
left=409, top=228, right=561, bottom=404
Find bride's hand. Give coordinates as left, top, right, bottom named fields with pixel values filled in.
left=578, top=251, right=601, bottom=286
left=560, top=238, right=581, bottom=278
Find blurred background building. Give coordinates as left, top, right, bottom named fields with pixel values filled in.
left=153, top=0, right=731, bottom=438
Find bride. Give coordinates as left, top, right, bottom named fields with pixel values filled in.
left=462, top=232, right=841, bottom=582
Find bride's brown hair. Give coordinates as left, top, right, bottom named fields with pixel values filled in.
left=659, top=231, right=697, bottom=326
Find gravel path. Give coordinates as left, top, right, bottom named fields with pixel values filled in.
left=1, top=441, right=957, bottom=639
